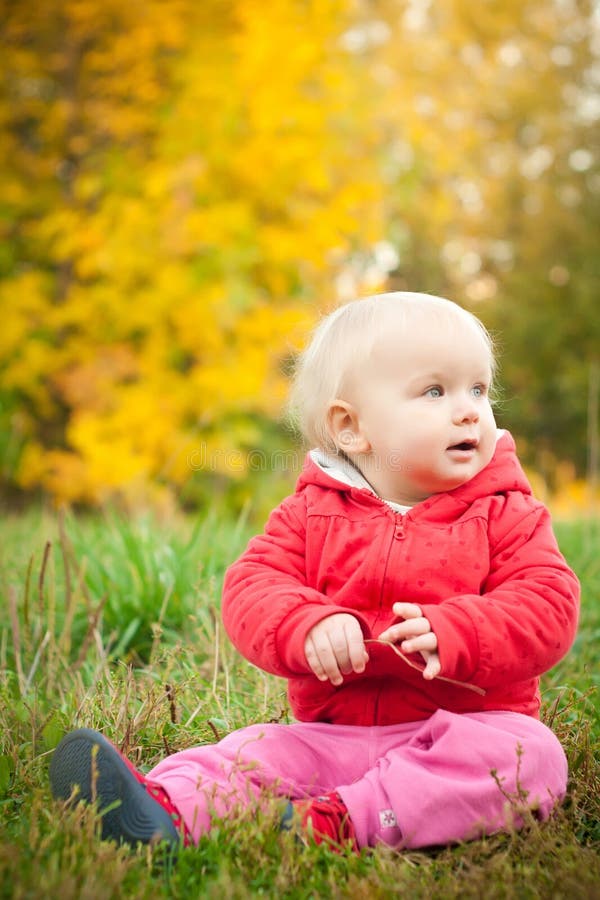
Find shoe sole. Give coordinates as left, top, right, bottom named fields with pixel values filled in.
left=49, top=728, right=179, bottom=847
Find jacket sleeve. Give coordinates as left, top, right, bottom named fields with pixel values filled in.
left=421, top=497, right=580, bottom=689
left=221, top=494, right=371, bottom=678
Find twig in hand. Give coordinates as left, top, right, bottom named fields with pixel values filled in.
left=365, top=639, right=486, bottom=696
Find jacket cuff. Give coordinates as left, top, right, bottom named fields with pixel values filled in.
left=420, top=602, right=480, bottom=682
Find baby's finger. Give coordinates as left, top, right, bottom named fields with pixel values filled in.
left=422, top=651, right=441, bottom=680
left=344, top=621, right=369, bottom=674
left=401, top=632, right=438, bottom=655
left=330, top=631, right=354, bottom=676
left=376, top=624, right=394, bottom=643
left=305, top=636, right=343, bottom=685
left=379, top=617, right=430, bottom=644
left=392, top=602, right=423, bottom=620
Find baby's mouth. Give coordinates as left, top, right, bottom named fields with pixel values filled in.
left=447, top=439, right=478, bottom=452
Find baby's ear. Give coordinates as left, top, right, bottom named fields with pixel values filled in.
left=326, top=400, right=371, bottom=454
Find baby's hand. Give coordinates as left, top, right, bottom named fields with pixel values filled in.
left=305, top=613, right=369, bottom=686
left=378, top=602, right=441, bottom=681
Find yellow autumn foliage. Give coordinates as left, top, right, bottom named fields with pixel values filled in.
left=0, top=0, right=597, bottom=511
left=0, top=0, right=381, bottom=507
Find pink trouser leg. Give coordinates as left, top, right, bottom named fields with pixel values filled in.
left=147, top=711, right=567, bottom=849
left=147, top=721, right=373, bottom=843
left=338, top=710, right=568, bottom=849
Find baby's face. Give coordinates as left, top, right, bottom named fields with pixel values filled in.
left=339, top=312, right=497, bottom=505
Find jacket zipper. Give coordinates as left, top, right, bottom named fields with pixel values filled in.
left=393, top=514, right=406, bottom=540
left=377, top=512, right=407, bottom=618
left=375, top=512, right=407, bottom=721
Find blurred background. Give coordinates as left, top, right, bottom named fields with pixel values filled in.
left=0, top=0, right=598, bottom=521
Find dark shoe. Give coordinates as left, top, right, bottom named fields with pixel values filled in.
left=281, top=790, right=358, bottom=852
left=49, top=728, right=191, bottom=847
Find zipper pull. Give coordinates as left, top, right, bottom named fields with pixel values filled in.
left=394, top=517, right=405, bottom=539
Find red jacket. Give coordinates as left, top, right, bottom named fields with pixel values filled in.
left=222, top=432, right=579, bottom=726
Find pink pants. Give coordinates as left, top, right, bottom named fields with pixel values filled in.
left=148, top=709, right=567, bottom=849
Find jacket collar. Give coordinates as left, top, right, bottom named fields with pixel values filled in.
left=299, top=430, right=532, bottom=514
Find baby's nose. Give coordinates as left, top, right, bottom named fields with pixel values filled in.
left=453, top=398, right=479, bottom=423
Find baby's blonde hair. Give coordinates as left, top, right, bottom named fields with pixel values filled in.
left=288, top=291, right=496, bottom=452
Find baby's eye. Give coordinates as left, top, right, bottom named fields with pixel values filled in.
left=425, top=386, right=443, bottom=398
left=471, top=384, right=487, bottom=398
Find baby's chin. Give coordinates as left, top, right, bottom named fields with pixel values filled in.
left=415, top=468, right=484, bottom=498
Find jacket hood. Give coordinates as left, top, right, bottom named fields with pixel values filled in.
left=295, top=430, right=533, bottom=511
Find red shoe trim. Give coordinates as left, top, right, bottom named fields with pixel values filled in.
left=295, top=791, right=358, bottom=852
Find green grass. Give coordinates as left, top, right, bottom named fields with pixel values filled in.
left=0, top=508, right=598, bottom=899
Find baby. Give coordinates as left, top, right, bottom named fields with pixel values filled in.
left=50, top=292, right=579, bottom=852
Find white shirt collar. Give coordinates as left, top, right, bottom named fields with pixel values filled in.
left=309, top=448, right=411, bottom=514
